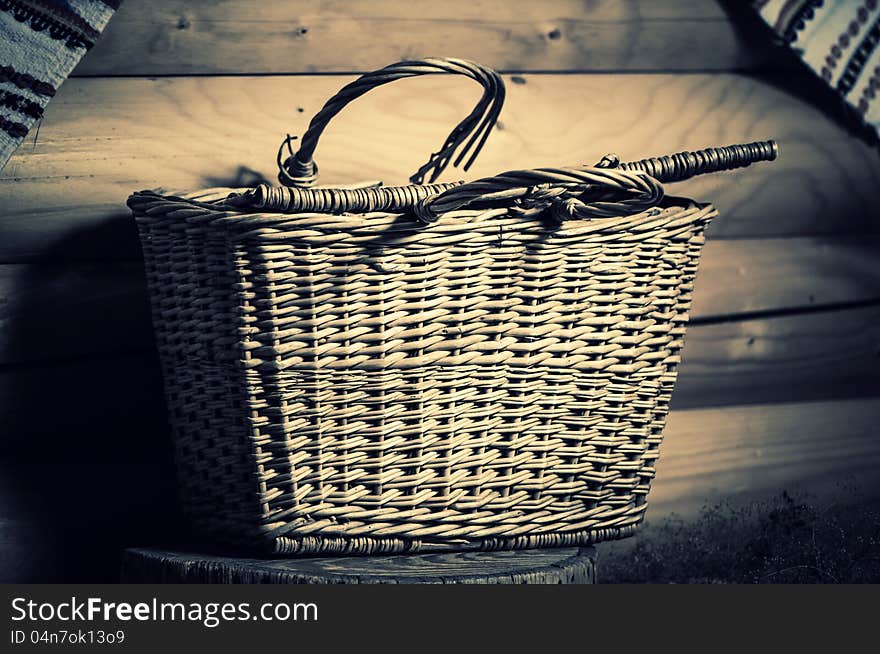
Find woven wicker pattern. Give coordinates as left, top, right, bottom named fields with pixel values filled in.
left=128, top=58, right=777, bottom=554
left=130, top=189, right=712, bottom=554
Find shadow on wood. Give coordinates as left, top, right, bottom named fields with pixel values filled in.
left=0, top=222, right=184, bottom=583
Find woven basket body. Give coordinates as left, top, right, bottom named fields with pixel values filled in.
left=131, top=191, right=716, bottom=554
left=128, top=58, right=776, bottom=555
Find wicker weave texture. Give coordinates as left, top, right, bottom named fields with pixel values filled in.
left=131, top=190, right=715, bottom=554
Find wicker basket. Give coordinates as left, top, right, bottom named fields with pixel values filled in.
left=128, top=58, right=777, bottom=555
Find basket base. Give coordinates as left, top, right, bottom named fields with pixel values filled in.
left=121, top=547, right=597, bottom=584
left=264, top=522, right=640, bottom=556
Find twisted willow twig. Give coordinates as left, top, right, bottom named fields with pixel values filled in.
left=414, top=139, right=778, bottom=223
left=227, top=181, right=463, bottom=215
left=277, top=58, right=505, bottom=188
left=237, top=139, right=778, bottom=223
left=614, top=139, right=779, bottom=181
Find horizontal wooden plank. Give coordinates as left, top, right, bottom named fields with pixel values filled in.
left=2, top=73, right=878, bottom=263
left=691, top=237, right=880, bottom=319
left=2, top=236, right=880, bottom=368
left=650, top=397, right=880, bottom=518
left=671, top=304, right=880, bottom=409
left=73, top=0, right=773, bottom=76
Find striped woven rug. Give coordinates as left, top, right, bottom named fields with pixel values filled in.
left=0, top=0, right=117, bottom=170
left=755, top=0, right=880, bottom=140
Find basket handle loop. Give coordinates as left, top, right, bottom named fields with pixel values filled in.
left=413, top=140, right=779, bottom=223
left=276, top=58, right=505, bottom=188
left=413, top=165, right=666, bottom=224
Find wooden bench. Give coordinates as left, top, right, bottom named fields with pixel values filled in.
left=122, top=547, right=598, bottom=584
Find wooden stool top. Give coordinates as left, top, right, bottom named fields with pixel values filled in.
left=122, top=547, right=597, bottom=584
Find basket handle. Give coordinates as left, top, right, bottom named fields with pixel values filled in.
left=276, top=58, right=505, bottom=188
left=235, top=140, right=778, bottom=219
left=413, top=140, right=779, bottom=223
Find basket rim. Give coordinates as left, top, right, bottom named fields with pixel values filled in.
left=128, top=186, right=717, bottom=243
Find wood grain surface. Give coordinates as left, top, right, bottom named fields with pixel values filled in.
left=651, top=397, right=880, bottom=516
left=673, top=304, right=880, bottom=409
left=73, top=0, right=775, bottom=76
left=120, top=546, right=598, bottom=584
left=3, top=73, right=878, bottom=265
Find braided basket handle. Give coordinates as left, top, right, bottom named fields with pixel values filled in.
left=277, top=58, right=505, bottom=188
left=237, top=139, right=777, bottom=220
left=413, top=140, right=780, bottom=223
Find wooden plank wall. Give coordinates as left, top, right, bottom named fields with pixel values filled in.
left=75, top=0, right=780, bottom=75
left=1, top=0, right=878, bottom=581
